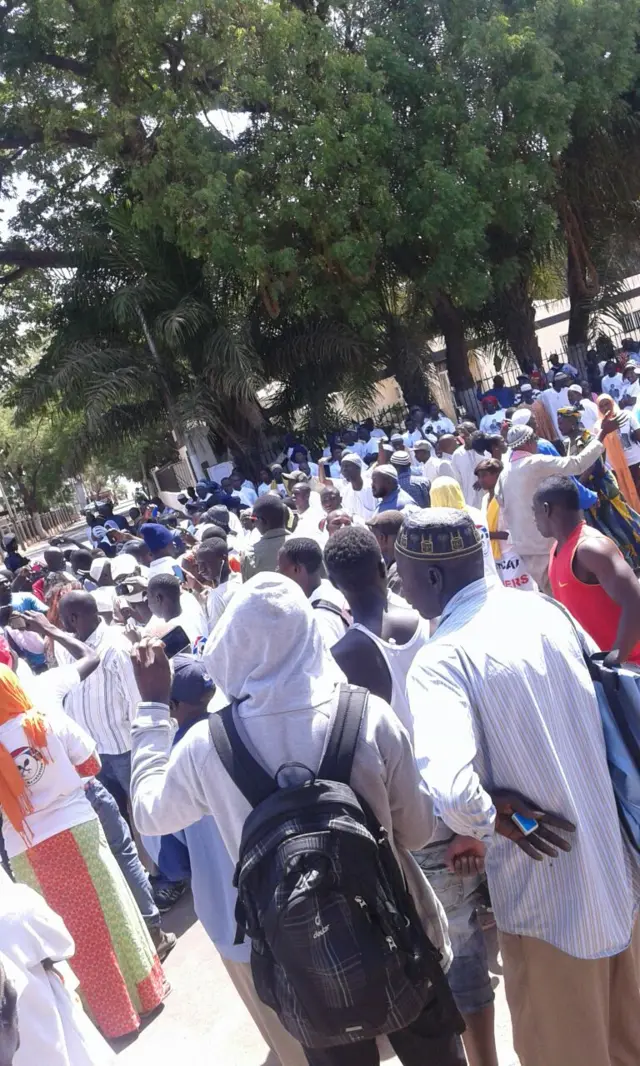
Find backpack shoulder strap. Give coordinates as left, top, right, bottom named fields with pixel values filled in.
left=312, top=598, right=351, bottom=627
left=209, top=704, right=275, bottom=808
left=319, top=683, right=367, bottom=784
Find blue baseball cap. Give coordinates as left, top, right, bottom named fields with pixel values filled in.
left=171, top=654, right=215, bottom=703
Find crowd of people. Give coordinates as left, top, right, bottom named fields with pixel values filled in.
left=2, top=345, right=640, bottom=1066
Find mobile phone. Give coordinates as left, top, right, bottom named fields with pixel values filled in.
left=511, top=812, right=539, bottom=836
left=161, top=625, right=191, bottom=659
left=115, top=581, right=137, bottom=597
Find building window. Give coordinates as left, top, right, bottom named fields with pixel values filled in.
left=560, top=334, right=568, bottom=353
left=621, top=311, right=640, bottom=333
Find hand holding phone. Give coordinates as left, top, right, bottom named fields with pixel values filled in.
left=492, top=790, right=576, bottom=861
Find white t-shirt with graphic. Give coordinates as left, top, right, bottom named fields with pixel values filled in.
left=0, top=707, right=97, bottom=858
left=618, top=410, right=640, bottom=467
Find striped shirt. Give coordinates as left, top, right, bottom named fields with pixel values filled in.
left=408, top=579, right=640, bottom=959
left=58, top=621, right=140, bottom=755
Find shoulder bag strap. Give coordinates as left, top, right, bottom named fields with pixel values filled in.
left=319, top=683, right=367, bottom=784
left=209, top=704, right=275, bottom=808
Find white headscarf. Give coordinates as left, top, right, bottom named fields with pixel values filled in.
left=202, top=572, right=345, bottom=718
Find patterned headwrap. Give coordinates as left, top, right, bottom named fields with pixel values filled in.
left=395, top=508, right=482, bottom=561
left=557, top=406, right=582, bottom=421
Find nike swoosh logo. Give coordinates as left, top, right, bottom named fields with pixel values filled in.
left=558, top=582, right=568, bottom=587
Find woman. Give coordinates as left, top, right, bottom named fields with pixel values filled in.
left=0, top=666, right=165, bottom=1038
left=429, top=476, right=499, bottom=582
left=288, top=447, right=319, bottom=478
left=558, top=406, right=640, bottom=569
left=596, top=394, right=640, bottom=507
left=0, top=866, right=115, bottom=1065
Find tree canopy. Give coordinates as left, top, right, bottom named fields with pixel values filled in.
left=1, top=0, right=639, bottom=462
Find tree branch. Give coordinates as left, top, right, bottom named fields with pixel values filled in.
left=0, top=247, right=75, bottom=269
left=0, top=127, right=96, bottom=151
left=0, top=267, right=27, bottom=288
left=38, top=52, right=92, bottom=77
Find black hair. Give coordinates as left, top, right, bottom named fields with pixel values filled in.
left=200, top=524, right=228, bottom=542
left=70, top=549, right=94, bottom=572
left=324, top=525, right=382, bottom=591
left=533, top=475, right=580, bottom=512
left=456, top=421, right=477, bottom=435
left=125, top=539, right=150, bottom=561
left=470, top=431, right=491, bottom=455
left=253, top=494, right=287, bottom=529
left=196, top=536, right=228, bottom=556
left=279, top=537, right=323, bottom=574
left=320, top=486, right=341, bottom=502
left=367, top=510, right=404, bottom=537
left=148, top=572, right=181, bottom=602
left=203, top=505, right=230, bottom=530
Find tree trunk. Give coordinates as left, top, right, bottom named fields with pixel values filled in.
left=498, top=276, right=542, bottom=370
left=432, top=293, right=472, bottom=390
left=567, top=243, right=593, bottom=350
left=384, top=318, right=431, bottom=407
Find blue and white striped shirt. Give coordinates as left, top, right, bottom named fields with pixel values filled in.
left=408, top=579, right=640, bottom=959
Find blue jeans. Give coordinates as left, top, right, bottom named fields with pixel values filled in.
left=85, top=778, right=160, bottom=929
left=414, top=838, right=494, bottom=1016
left=98, top=750, right=132, bottom=820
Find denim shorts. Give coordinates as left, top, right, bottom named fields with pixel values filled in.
left=414, top=838, right=494, bottom=1016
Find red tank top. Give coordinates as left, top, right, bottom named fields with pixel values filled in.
left=549, top=522, right=640, bottom=663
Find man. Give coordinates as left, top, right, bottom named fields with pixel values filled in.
left=422, top=435, right=459, bottom=482
left=96, top=499, right=130, bottom=531
left=130, top=575, right=460, bottom=1066
left=452, top=424, right=484, bottom=507
left=197, top=536, right=240, bottom=636
left=547, top=353, right=579, bottom=382
left=324, top=526, right=428, bottom=736
left=478, top=398, right=505, bottom=436
left=402, top=416, right=423, bottom=449
left=290, top=482, right=324, bottom=542
left=539, top=372, right=570, bottom=437
left=397, top=506, right=640, bottom=1066
left=325, top=524, right=497, bottom=1066
left=241, top=495, right=289, bottom=580
left=231, top=470, right=258, bottom=508
left=337, top=453, right=377, bottom=520
left=325, top=509, right=353, bottom=536
left=367, top=510, right=405, bottom=595
left=422, top=402, right=455, bottom=438
left=619, top=362, right=640, bottom=409
left=146, top=572, right=205, bottom=646
left=500, top=416, right=619, bottom=594
left=58, top=590, right=141, bottom=810
left=534, top=475, right=640, bottom=663
left=601, top=358, right=624, bottom=402
left=371, top=465, right=417, bottom=514
left=277, top=537, right=350, bottom=649
left=140, top=523, right=182, bottom=579
left=478, top=374, right=514, bottom=410
left=390, top=451, right=430, bottom=508
left=567, top=382, right=598, bottom=432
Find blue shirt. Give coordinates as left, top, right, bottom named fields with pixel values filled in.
left=537, top=440, right=598, bottom=510
left=397, top=470, right=430, bottom=508
left=142, top=714, right=250, bottom=962
left=376, top=486, right=417, bottom=513
left=10, top=592, right=48, bottom=614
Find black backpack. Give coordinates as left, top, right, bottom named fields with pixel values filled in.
left=209, top=683, right=462, bottom=1050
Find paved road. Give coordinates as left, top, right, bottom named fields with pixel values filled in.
left=114, top=894, right=519, bottom=1065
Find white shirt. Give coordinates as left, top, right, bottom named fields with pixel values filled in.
left=203, top=575, right=241, bottom=637
left=422, top=456, right=458, bottom=483
left=408, top=580, right=640, bottom=959
left=617, top=409, right=640, bottom=466
left=144, top=592, right=207, bottom=646
left=149, top=556, right=182, bottom=579
left=452, top=447, right=483, bottom=507
left=601, top=373, right=624, bottom=402
left=540, top=386, right=569, bottom=435
left=575, top=397, right=599, bottom=432
left=57, top=621, right=141, bottom=755
left=0, top=708, right=97, bottom=857
left=308, top=581, right=350, bottom=650
left=403, top=429, right=423, bottom=448
left=339, top=477, right=377, bottom=521
left=620, top=379, right=640, bottom=404
left=0, top=877, right=114, bottom=1066
left=232, top=484, right=257, bottom=508
left=422, top=414, right=455, bottom=437
left=479, top=410, right=506, bottom=435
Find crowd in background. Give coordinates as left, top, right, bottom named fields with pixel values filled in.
left=2, top=341, right=640, bottom=1066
